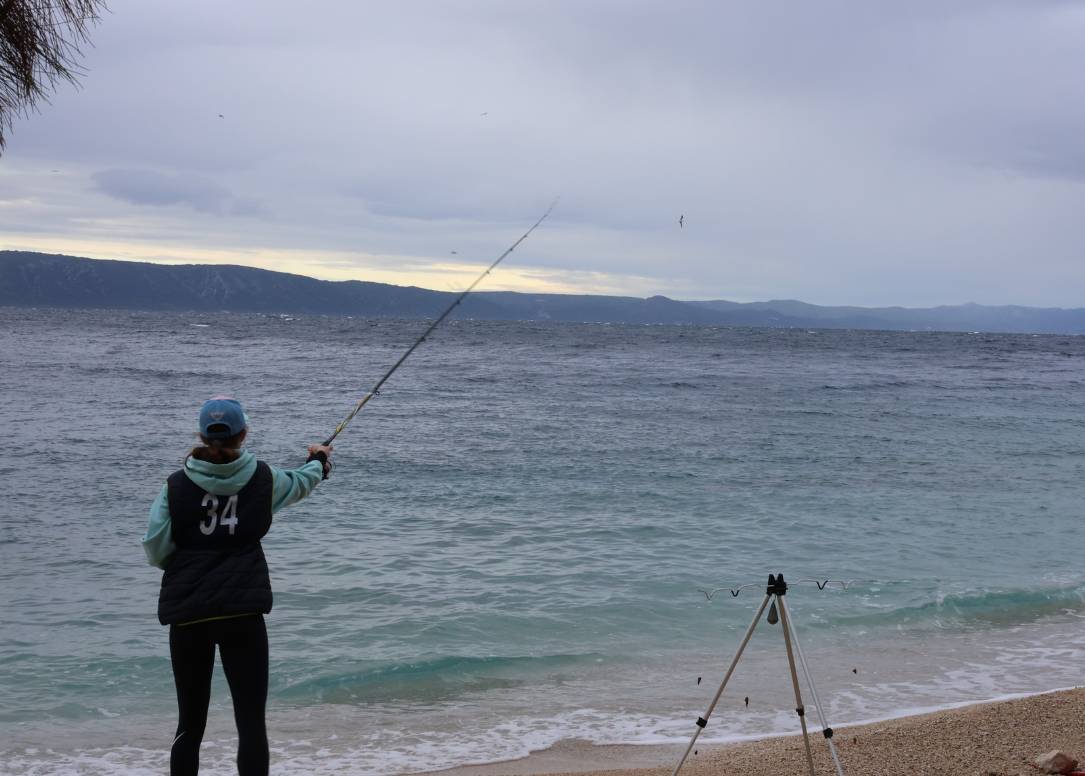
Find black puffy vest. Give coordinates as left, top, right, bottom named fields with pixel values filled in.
left=157, top=461, right=274, bottom=625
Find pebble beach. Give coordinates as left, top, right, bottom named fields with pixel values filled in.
left=436, top=688, right=1085, bottom=776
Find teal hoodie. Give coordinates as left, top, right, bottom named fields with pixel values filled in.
left=142, top=450, right=325, bottom=569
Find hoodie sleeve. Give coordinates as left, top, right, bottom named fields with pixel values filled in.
left=142, top=484, right=176, bottom=569
left=270, top=460, right=326, bottom=514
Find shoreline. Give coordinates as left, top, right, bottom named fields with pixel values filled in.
left=423, top=686, right=1085, bottom=776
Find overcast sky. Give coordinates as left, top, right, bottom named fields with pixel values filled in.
left=3, top=1, right=1084, bottom=306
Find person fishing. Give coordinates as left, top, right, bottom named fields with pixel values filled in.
left=135, top=204, right=551, bottom=774
left=141, top=396, right=333, bottom=776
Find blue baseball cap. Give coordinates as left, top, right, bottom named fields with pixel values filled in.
left=198, top=396, right=248, bottom=440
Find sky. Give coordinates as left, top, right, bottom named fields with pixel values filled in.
left=2, top=0, right=1084, bottom=307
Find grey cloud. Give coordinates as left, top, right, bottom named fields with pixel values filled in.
left=229, top=197, right=270, bottom=217
left=91, top=169, right=268, bottom=217
left=92, top=169, right=231, bottom=213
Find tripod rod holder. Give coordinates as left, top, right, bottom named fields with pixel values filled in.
left=672, top=572, right=846, bottom=776
left=766, top=573, right=789, bottom=596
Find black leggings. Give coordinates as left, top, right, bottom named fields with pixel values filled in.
left=169, top=614, right=269, bottom=776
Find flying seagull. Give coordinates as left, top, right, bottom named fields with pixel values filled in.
left=679, top=214, right=684, bottom=228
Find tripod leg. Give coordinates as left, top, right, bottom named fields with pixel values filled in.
left=777, top=594, right=817, bottom=776
left=671, top=591, right=773, bottom=776
left=778, top=597, right=846, bottom=776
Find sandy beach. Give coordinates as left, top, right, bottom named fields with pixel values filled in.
left=432, top=688, right=1085, bottom=776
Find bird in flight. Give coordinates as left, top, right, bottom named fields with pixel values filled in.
left=450, top=250, right=458, bottom=255
left=679, top=214, right=684, bottom=228
left=480, top=112, right=489, bottom=117
left=218, top=114, right=224, bottom=119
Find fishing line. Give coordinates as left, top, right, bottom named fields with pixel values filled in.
left=322, top=199, right=559, bottom=447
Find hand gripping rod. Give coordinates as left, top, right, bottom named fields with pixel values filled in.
left=322, top=199, right=558, bottom=446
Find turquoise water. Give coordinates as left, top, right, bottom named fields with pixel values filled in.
left=1, top=308, right=1084, bottom=774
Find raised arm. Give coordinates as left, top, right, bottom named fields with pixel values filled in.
left=270, top=444, right=334, bottom=513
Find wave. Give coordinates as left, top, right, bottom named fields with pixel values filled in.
left=277, top=652, right=601, bottom=705
left=74, top=364, right=213, bottom=381
left=820, top=379, right=918, bottom=390
left=835, top=584, right=1085, bottom=630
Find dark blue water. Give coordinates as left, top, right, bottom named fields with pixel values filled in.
left=2, top=308, right=1083, bottom=774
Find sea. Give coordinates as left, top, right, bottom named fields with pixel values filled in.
left=1, top=306, right=1084, bottom=775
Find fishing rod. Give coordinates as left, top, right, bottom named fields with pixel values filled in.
left=322, top=199, right=559, bottom=447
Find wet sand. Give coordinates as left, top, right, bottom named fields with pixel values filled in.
left=428, top=687, right=1085, bottom=776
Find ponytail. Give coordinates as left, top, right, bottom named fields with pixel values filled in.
left=187, top=428, right=246, bottom=464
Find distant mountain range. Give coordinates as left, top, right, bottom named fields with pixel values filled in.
left=2, top=250, right=1084, bottom=334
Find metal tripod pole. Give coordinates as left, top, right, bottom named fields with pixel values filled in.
left=779, top=596, right=846, bottom=776
left=776, top=584, right=818, bottom=776
left=671, top=574, right=847, bottom=776
left=670, top=591, right=773, bottom=776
